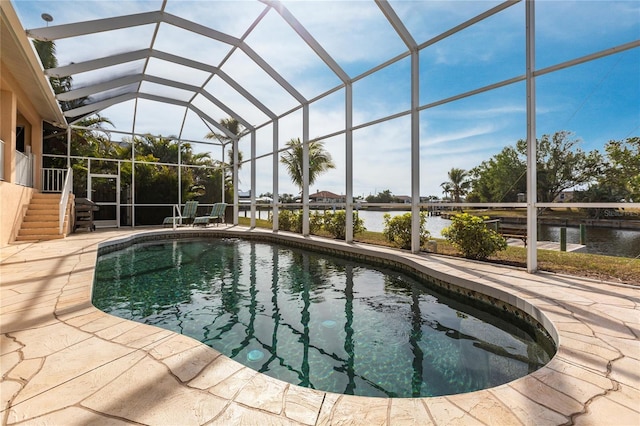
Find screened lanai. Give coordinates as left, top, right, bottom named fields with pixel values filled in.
left=12, top=0, right=640, bottom=272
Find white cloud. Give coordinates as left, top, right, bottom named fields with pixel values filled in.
left=421, top=124, right=496, bottom=147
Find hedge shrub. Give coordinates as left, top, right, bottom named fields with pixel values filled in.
left=441, top=213, right=507, bottom=260
left=383, top=212, right=429, bottom=250
left=323, top=210, right=366, bottom=239
left=270, top=209, right=362, bottom=238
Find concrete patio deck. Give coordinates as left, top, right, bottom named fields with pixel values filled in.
left=1, top=226, right=638, bottom=425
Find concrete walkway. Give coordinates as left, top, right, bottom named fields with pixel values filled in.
left=1, top=227, right=638, bottom=425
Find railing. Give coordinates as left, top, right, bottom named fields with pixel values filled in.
left=15, top=150, right=33, bottom=187
left=172, top=204, right=181, bottom=230
left=0, top=140, right=4, bottom=181
left=42, top=168, right=67, bottom=192
left=59, top=168, right=73, bottom=234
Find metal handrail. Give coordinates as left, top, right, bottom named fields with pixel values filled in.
left=59, top=168, right=73, bottom=234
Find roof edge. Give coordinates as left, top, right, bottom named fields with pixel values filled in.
left=1, top=1, right=67, bottom=127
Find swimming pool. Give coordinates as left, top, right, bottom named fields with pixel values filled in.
left=93, top=236, right=554, bottom=398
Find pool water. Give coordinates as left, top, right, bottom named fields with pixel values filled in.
left=93, top=238, right=552, bottom=398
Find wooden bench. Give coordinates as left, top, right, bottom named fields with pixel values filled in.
left=498, top=225, right=528, bottom=246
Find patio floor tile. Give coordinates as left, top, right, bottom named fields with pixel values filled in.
left=81, top=356, right=227, bottom=425
left=1, top=227, right=638, bottom=425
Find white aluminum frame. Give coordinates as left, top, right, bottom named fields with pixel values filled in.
left=22, top=0, right=640, bottom=273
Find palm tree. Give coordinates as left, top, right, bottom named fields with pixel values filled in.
left=33, top=39, right=86, bottom=111
left=205, top=117, right=244, bottom=170
left=442, top=168, right=470, bottom=203
left=440, top=182, right=452, bottom=200
left=280, top=138, right=335, bottom=191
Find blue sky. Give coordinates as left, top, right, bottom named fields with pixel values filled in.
left=12, top=0, right=640, bottom=198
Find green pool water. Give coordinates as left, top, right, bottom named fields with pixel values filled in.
left=92, top=238, right=552, bottom=398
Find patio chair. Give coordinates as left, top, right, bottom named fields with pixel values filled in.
left=162, top=200, right=199, bottom=226
left=193, top=202, right=227, bottom=227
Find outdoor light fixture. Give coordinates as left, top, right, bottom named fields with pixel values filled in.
left=41, top=13, right=53, bottom=26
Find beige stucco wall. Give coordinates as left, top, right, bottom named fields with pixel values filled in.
left=1, top=56, right=46, bottom=246
left=0, top=182, right=34, bottom=247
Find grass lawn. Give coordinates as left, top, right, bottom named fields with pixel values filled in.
left=238, top=217, right=639, bottom=286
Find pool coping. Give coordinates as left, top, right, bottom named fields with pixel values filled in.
left=2, top=226, right=638, bottom=425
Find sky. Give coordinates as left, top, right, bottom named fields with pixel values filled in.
left=12, top=0, right=640, bottom=199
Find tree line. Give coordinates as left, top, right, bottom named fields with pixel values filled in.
left=364, top=131, right=638, bottom=210
left=444, top=131, right=638, bottom=205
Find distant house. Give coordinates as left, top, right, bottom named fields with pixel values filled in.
left=310, top=190, right=345, bottom=204
left=554, top=191, right=575, bottom=202
left=238, top=190, right=251, bottom=204
left=396, top=195, right=411, bottom=204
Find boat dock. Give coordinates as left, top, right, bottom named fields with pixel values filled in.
left=506, top=239, right=586, bottom=252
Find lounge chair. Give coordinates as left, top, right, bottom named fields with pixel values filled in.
left=162, top=200, right=199, bottom=226
left=193, top=202, right=227, bottom=226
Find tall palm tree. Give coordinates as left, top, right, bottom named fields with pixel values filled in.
left=33, top=39, right=86, bottom=111
left=205, top=117, right=244, bottom=169
left=442, top=168, right=470, bottom=203
left=280, top=138, right=335, bottom=191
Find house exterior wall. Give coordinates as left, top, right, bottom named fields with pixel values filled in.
left=0, top=182, right=34, bottom=246
left=1, top=43, right=49, bottom=246
left=1, top=88, right=17, bottom=184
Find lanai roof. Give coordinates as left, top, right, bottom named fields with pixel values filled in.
left=13, top=0, right=428, bottom=141
left=6, top=0, right=639, bottom=196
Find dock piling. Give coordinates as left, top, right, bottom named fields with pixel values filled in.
left=580, top=224, right=586, bottom=245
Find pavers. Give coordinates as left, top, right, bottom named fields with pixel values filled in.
left=1, top=227, right=638, bottom=425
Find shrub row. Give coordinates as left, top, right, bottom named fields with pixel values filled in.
left=271, top=210, right=508, bottom=260
left=270, top=210, right=366, bottom=239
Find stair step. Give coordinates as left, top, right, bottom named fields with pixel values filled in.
left=26, top=208, right=59, bottom=214
left=29, top=198, right=60, bottom=206
left=24, top=214, right=58, bottom=221
left=28, top=209, right=59, bottom=215
left=32, top=193, right=61, bottom=199
left=32, top=193, right=61, bottom=200
left=15, top=234, right=64, bottom=242
left=21, top=221, right=60, bottom=229
left=19, top=227, right=63, bottom=236
left=28, top=204, right=61, bottom=210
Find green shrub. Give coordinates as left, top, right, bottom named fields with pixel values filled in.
left=270, top=209, right=322, bottom=234
left=441, top=213, right=507, bottom=260
left=269, top=209, right=366, bottom=237
left=383, top=212, right=429, bottom=249
left=323, top=210, right=366, bottom=239
left=309, top=210, right=324, bottom=234
left=274, top=209, right=301, bottom=233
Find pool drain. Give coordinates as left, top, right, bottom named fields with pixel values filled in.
left=247, top=349, right=264, bottom=362
left=321, top=320, right=337, bottom=329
